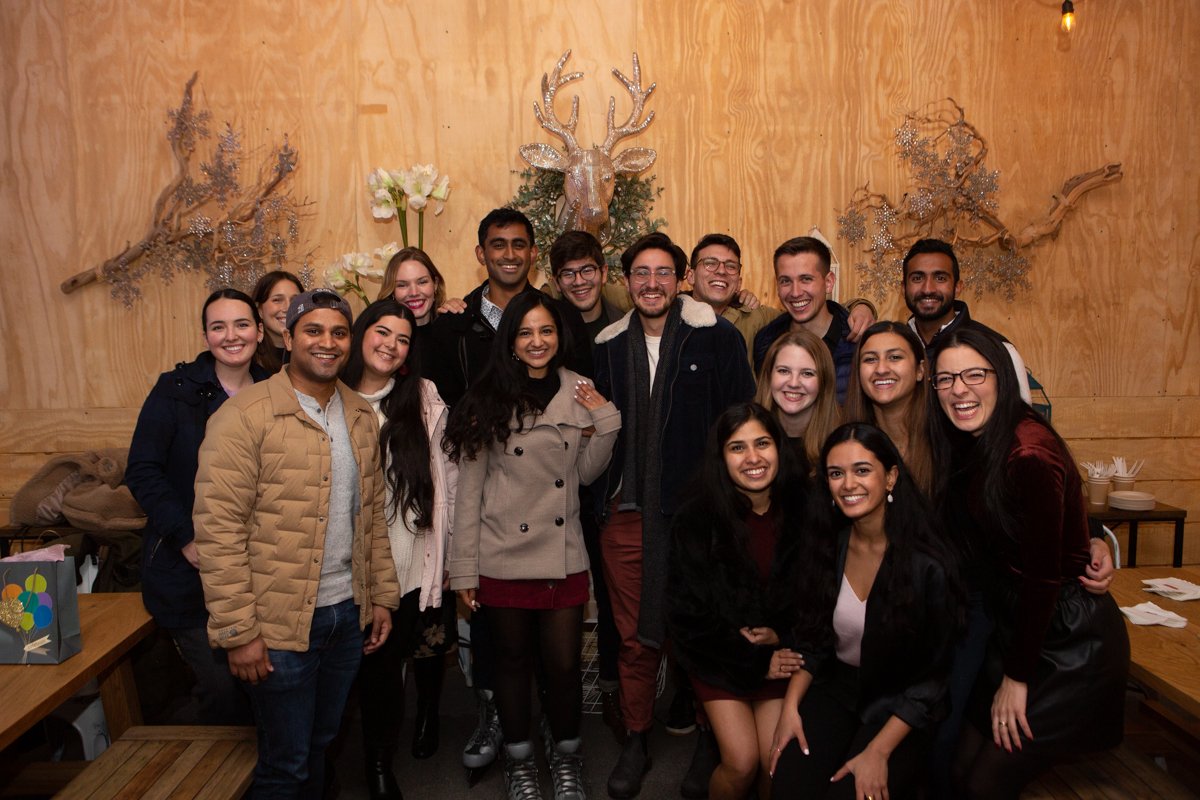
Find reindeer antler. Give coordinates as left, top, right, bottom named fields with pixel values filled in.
left=602, top=53, right=656, bottom=153
left=532, top=50, right=584, bottom=153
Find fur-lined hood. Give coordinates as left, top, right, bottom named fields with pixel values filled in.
left=594, top=294, right=717, bottom=345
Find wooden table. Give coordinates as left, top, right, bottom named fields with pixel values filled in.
left=0, top=593, right=154, bottom=752
left=55, top=726, right=256, bottom=800
left=1089, top=501, right=1188, bottom=567
left=1109, top=566, right=1200, bottom=719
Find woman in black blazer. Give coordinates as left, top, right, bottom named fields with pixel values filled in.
left=769, top=423, right=961, bottom=800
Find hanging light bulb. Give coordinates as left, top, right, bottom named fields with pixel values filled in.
left=1061, top=0, right=1076, bottom=33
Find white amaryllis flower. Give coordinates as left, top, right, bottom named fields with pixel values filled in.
left=367, top=168, right=399, bottom=220
left=430, top=174, right=451, bottom=215
left=374, top=242, right=400, bottom=262
left=325, top=263, right=353, bottom=290
left=401, top=163, right=439, bottom=200
left=407, top=194, right=428, bottom=212
left=343, top=251, right=381, bottom=278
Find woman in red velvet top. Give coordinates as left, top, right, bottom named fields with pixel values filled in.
left=929, top=326, right=1129, bottom=799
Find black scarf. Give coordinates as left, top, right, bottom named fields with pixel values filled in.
left=619, top=301, right=683, bottom=647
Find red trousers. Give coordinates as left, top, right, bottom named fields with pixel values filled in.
left=600, top=508, right=661, bottom=732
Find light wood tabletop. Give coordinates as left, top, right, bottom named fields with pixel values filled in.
left=0, top=592, right=154, bottom=752
left=1109, top=566, right=1200, bottom=719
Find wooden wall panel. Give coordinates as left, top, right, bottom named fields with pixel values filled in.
left=1, top=0, right=1197, bottom=562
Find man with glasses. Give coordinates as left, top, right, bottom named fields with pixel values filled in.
left=592, top=232, right=755, bottom=798
left=550, top=230, right=629, bottom=340
left=685, top=233, right=778, bottom=358
left=902, top=238, right=1031, bottom=403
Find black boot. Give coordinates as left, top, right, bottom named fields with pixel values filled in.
left=680, top=727, right=718, bottom=799
left=607, top=729, right=651, bottom=799
left=364, top=751, right=402, bottom=800
left=411, top=655, right=444, bottom=759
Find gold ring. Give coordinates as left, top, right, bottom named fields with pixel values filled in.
left=999, top=721, right=1007, bottom=727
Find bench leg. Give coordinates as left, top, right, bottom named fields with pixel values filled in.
left=1173, top=521, right=1184, bottom=568
left=97, top=657, right=142, bottom=740
left=1127, top=522, right=1139, bottom=567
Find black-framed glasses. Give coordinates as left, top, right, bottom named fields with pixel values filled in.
left=932, top=368, right=996, bottom=391
left=557, top=264, right=599, bottom=284
left=694, top=257, right=741, bottom=275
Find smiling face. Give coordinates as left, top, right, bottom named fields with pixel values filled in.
left=770, top=344, right=821, bottom=419
left=934, top=345, right=997, bottom=437
left=775, top=252, right=835, bottom=327
left=204, top=297, right=263, bottom=370
left=477, top=223, right=535, bottom=293
left=687, top=243, right=741, bottom=310
left=858, top=331, right=925, bottom=409
left=723, top=418, right=779, bottom=506
left=513, top=305, right=559, bottom=379
left=554, top=256, right=604, bottom=316
left=825, top=440, right=897, bottom=524
left=283, top=308, right=351, bottom=391
left=904, top=252, right=961, bottom=325
left=391, top=260, right=438, bottom=325
left=628, top=247, right=680, bottom=321
left=259, top=278, right=302, bottom=344
left=361, top=314, right=412, bottom=382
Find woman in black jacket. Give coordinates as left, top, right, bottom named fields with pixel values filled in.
left=126, top=288, right=268, bottom=724
left=769, top=423, right=960, bottom=800
left=667, top=402, right=809, bottom=800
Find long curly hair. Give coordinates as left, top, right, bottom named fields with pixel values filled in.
left=341, top=299, right=434, bottom=529
left=443, top=292, right=571, bottom=463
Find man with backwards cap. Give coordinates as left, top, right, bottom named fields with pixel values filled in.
left=195, top=289, right=400, bottom=797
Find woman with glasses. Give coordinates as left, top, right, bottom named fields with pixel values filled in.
left=755, top=329, right=841, bottom=473
left=445, top=292, right=620, bottom=800
left=844, top=322, right=934, bottom=495
left=929, top=327, right=1128, bottom=799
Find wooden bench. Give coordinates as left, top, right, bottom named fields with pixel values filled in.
left=54, top=726, right=256, bottom=800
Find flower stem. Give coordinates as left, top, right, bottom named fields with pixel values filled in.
left=418, top=211, right=425, bottom=250
left=397, top=195, right=410, bottom=247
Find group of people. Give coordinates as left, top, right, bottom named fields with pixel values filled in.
left=125, top=206, right=1130, bottom=800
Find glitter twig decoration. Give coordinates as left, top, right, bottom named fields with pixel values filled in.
left=61, top=72, right=313, bottom=306
left=836, top=98, right=1122, bottom=302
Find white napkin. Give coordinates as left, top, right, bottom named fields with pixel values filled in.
left=1142, top=578, right=1200, bottom=602
left=1120, top=601, right=1188, bottom=628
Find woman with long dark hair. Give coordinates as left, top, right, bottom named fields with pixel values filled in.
left=928, top=327, right=1128, bottom=798
left=754, top=329, right=840, bottom=472
left=373, top=248, right=457, bottom=758
left=769, top=423, right=959, bottom=800
left=251, top=270, right=304, bottom=373
left=667, top=403, right=809, bottom=800
left=341, top=298, right=458, bottom=799
left=844, top=321, right=934, bottom=495
left=445, top=291, right=620, bottom=800
left=127, top=288, right=267, bottom=724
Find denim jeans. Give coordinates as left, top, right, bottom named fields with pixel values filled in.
left=243, top=598, right=363, bottom=799
left=169, top=625, right=253, bottom=725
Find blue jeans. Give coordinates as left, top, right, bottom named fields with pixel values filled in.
left=242, top=598, right=363, bottom=799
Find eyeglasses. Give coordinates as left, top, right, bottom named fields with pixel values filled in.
left=629, top=267, right=678, bottom=282
left=932, top=368, right=996, bottom=391
left=694, top=257, right=741, bottom=275
left=557, top=264, right=599, bottom=284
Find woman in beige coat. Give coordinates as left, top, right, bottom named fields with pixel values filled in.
left=446, top=292, right=620, bottom=800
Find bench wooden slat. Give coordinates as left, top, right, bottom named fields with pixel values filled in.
left=110, top=739, right=190, bottom=800
left=138, top=740, right=215, bottom=800
left=55, top=739, right=141, bottom=799
left=193, top=741, right=256, bottom=800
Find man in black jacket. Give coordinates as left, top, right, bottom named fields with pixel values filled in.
left=425, top=208, right=591, bottom=406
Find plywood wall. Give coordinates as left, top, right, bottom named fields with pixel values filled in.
left=2, top=0, right=1197, bottom=563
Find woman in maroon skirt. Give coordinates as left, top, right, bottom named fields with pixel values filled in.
left=445, top=292, right=620, bottom=800
left=667, top=402, right=811, bottom=800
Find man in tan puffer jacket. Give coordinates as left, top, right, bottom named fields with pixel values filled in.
left=194, top=289, right=400, bottom=797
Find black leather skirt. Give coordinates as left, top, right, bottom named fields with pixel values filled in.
left=970, top=581, right=1130, bottom=755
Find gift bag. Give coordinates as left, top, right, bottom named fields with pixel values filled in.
left=0, top=557, right=83, bottom=664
